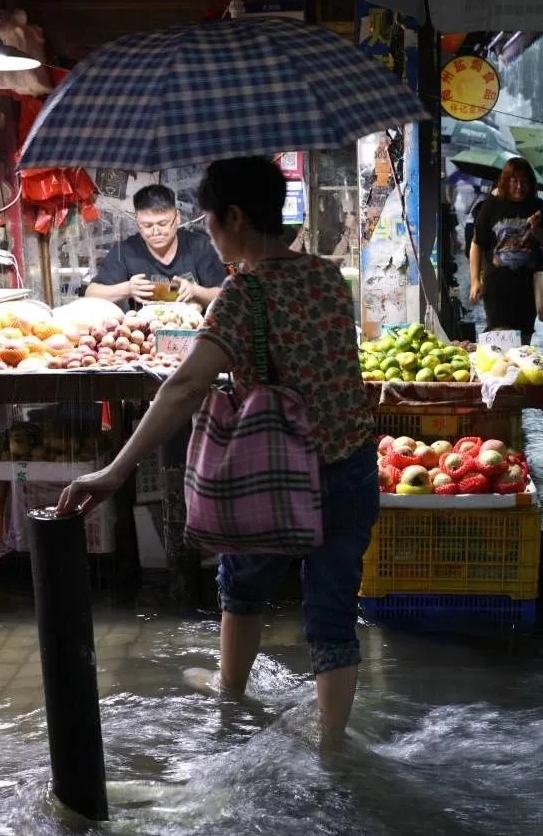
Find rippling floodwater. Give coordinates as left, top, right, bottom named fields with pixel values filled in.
left=1, top=603, right=543, bottom=836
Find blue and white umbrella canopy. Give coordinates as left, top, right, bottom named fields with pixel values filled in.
left=18, top=17, right=428, bottom=172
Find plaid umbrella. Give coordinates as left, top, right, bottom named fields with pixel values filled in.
left=18, top=17, right=428, bottom=172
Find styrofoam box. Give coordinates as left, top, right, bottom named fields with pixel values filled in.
left=3, top=481, right=116, bottom=554
left=133, top=505, right=167, bottom=568
left=133, top=419, right=163, bottom=504
left=379, top=479, right=538, bottom=509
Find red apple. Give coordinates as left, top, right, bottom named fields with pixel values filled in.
left=480, top=439, right=508, bottom=458
left=378, top=463, right=401, bottom=493
left=443, top=452, right=463, bottom=470
left=377, top=435, right=395, bottom=454
left=413, top=444, right=439, bottom=469
left=396, top=464, right=432, bottom=495
left=430, top=439, right=453, bottom=457
left=478, top=449, right=505, bottom=467
left=392, top=435, right=417, bottom=451
left=432, top=471, right=454, bottom=487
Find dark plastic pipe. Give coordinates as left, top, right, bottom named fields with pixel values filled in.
left=27, top=506, right=108, bottom=821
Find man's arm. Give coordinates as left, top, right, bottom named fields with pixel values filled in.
left=85, top=280, right=132, bottom=302
left=469, top=241, right=483, bottom=303
left=189, top=284, right=221, bottom=307
left=85, top=274, right=156, bottom=304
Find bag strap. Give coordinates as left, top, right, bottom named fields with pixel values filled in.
left=244, top=273, right=276, bottom=384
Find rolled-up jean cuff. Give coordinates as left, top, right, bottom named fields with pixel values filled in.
left=217, top=589, right=265, bottom=616
left=310, top=640, right=361, bottom=675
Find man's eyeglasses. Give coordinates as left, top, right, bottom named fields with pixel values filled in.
left=136, top=213, right=178, bottom=233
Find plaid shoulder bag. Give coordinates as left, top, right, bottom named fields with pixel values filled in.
left=183, top=274, right=323, bottom=556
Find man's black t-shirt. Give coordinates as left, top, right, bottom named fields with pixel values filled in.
left=92, top=228, right=227, bottom=310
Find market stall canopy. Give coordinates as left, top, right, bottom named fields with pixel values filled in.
left=449, top=148, right=543, bottom=186
left=373, top=0, right=543, bottom=33
left=17, top=18, right=428, bottom=172
left=510, top=127, right=543, bottom=179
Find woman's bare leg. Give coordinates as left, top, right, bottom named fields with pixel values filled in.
left=220, top=611, right=262, bottom=694
left=316, top=664, right=358, bottom=741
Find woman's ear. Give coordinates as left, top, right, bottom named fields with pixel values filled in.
left=227, top=204, right=245, bottom=229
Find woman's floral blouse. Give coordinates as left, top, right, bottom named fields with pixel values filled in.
left=196, top=254, right=375, bottom=464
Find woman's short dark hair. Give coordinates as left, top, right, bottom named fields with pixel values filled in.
left=197, top=157, right=286, bottom=235
left=133, top=184, right=176, bottom=212
left=497, top=158, right=538, bottom=200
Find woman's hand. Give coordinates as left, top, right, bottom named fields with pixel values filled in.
left=469, top=278, right=483, bottom=304
left=56, top=466, right=126, bottom=516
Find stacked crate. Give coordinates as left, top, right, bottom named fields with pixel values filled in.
left=359, top=401, right=541, bottom=629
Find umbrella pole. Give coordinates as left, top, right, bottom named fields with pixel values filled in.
left=38, top=232, right=54, bottom=307
left=308, top=150, right=319, bottom=254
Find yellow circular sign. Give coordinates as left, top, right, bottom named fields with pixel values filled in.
left=441, top=56, right=500, bottom=121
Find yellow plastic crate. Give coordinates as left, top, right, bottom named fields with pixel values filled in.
left=374, top=407, right=522, bottom=448
left=360, top=506, right=541, bottom=599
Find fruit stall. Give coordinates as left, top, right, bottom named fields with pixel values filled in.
left=0, top=296, right=198, bottom=600
left=358, top=323, right=543, bottom=630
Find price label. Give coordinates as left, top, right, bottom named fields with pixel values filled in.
left=477, top=330, right=521, bottom=351
left=155, top=329, right=196, bottom=356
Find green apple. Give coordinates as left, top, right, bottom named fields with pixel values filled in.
left=376, top=336, right=396, bottom=352
left=452, top=369, right=471, bottom=382
left=380, top=356, right=400, bottom=372
left=450, top=356, right=470, bottom=371
left=393, top=336, right=411, bottom=351
left=428, top=348, right=446, bottom=362
left=442, top=345, right=459, bottom=359
left=401, top=370, right=417, bottom=381
left=384, top=366, right=402, bottom=381
left=406, top=322, right=425, bottom=341
left=363, top=355, right=381, bottom=372
left=419, top=340, right=438, bottom=356
left=416, top=367, right=435, bottom=382
left=434, top=363, right=454, bottom=381
left=421, top=355, right=440, bottom=370
left=397, top=351, right=418, bottom=370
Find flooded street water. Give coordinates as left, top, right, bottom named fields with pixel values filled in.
left=1, top=601, right=543, bottom=836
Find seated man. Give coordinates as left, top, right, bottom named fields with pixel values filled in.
left=85, top=184, right=227, bottom=311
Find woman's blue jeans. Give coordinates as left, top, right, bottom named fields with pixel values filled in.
left=216, top=443, right=379, bottom=675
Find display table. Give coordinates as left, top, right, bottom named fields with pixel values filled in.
left=0, top=370, right=161, bottom=404
left=0, top=371, right=163, bottom=602
left=364, top=380, right=531, bottom=409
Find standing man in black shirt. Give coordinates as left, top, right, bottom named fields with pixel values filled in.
left=85, top=184, right=227, bottom=311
